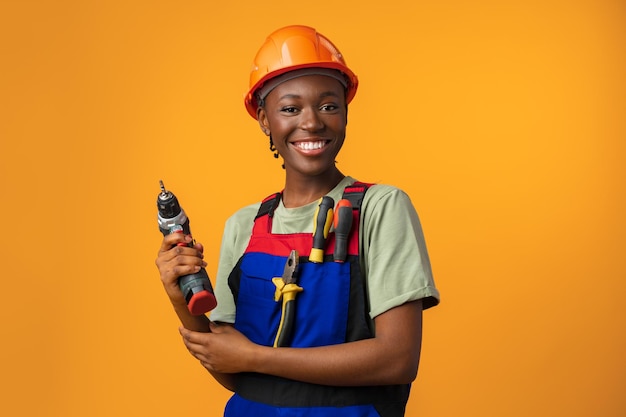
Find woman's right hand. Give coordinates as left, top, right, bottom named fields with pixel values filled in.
left=155, top=233, right=208, bottom=305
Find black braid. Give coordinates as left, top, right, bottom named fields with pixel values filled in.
left=268, top=135, right=285, bottom=169
left=269, top=135, right=279, bottom=159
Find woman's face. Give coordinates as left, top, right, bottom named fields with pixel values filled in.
left=258, top=74, right=347, bottom=178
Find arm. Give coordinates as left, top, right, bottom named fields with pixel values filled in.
left=155, top=232, right=236, bottom=390
left=256, top=299, right=424, bottom=386
left=180, top=299, right=423, bottom=387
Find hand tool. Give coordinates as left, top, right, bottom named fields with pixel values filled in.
left=310, top=196, right=334, bottom=263
left=333, top=199, right=353, bottom=262
left=271, top=250, right=302, bottom=347
left=157, top=180, right=217, bottom=315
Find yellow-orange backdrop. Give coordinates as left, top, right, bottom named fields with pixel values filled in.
left=1, top=1, right=624, bottom=416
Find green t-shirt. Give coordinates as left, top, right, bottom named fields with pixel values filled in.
left=210, top=176, right=439, bottom=325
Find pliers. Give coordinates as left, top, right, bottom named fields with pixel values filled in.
left=271, top=250, right=303, bottom=348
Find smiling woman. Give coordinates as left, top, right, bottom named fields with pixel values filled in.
left=257, top=74, right=348, bottom=195
left=154, top=24, right=440, bottom=417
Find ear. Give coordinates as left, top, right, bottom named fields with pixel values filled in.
left=257, top=107, right=270, bottom=136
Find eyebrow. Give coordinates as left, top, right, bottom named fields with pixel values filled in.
left=277, top=91, right=342, bottom=101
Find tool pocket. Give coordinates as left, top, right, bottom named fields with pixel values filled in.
left=291, top=260, right=352, bottom=347
left=232, top=252, right=353, bottom=348
left=233, top=252, right=286, bottom=346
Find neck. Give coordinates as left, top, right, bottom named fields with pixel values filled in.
left=282, top=168, right=345, bottom=208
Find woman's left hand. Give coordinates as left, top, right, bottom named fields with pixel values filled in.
left=179, top=323, right=257, bottom=374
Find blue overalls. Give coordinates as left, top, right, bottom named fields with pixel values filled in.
left=225, top=183, right=410, bottom=417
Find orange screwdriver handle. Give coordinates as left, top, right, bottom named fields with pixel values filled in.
left=333, top=199, right=353, bottom=262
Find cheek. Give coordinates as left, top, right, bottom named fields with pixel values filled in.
left=266, top=116, right=292, bottom=134
left=330, top=119, right=347, bottom=137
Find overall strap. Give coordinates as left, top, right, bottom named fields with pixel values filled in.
left=250, top=182, right=372, bottom=241
left=255, top=192, right=281, bottom=219
left=252, top=192, right=281, bottom=234
left=254, top=182, right=370, bottom=219
left=340, top=182, right=372, bottom=256
left=341, top=181, right=370, bottom=210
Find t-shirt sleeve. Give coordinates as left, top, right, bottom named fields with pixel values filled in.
left=361, top=186, right=440, bottom=319
left=208, top=204, right=258, bottom=323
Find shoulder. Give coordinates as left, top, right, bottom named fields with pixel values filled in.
left=358, top=182, right=425, bottom=239
left=363, top=183, right=409, bottom=199
left=361, top=183, right=416, bottom=214
left=221, top=200, right=265, bottom=249
left=224, top=202, right=261, bottom=235
left=226, top=202, right=262, bottom=224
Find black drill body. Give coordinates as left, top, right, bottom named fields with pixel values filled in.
left=157, top=181, right=217, bottom=315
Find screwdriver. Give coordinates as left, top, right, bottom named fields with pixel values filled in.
left=333, top=199, right=353, bottom=262
left=310, top=196, right=334, bottom=263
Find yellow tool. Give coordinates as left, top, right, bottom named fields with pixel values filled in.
left=272, top=250, right=302, bottom=347
left=310, top=196, right=334, bottom=263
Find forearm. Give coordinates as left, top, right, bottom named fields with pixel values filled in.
left=251, top=300, right=423, bottom=387
left=253, top=337, right=414, bottom=386
left=209, top=371, right=236, bottom=392
left=171, top=300, right=211, bottom=332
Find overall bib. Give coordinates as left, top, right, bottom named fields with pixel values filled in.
left=226, top=183, right=409, bottom=417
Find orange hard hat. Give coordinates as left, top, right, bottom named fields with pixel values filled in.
left=244, top=25, right=359, bottom=119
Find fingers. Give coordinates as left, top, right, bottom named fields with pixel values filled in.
left=179, top=325, right=252, bottom=375
left=156, top=234, right=206, bottom=269
left=179, top=327, right=211, bottom=366
left=209, top=321, right=235, bottom=334
left=155, top=235, right=208, bottom=298
left=156, top=250, right=206, bottom=279
left=157, top=243, right=205, bottom=266
left=179, top=327, right=198, bottom=351
left=194, top=241, right=205, bottom=254
left=158, top=232, right=192, bottom=253
left=209, top=321, right=220, bottom=333
left=179, top=326, right=195, bottom=342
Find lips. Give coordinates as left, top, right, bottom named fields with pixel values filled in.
left=293, top=140, right=328, bottom=151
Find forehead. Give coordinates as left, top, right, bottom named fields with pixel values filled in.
left=267, top=75, right=346, bottom=101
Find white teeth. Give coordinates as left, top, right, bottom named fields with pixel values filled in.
left=296, top=141, right=325, bottom=150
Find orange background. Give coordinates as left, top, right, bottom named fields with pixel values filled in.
left=1, top=1, right=624, bottom=416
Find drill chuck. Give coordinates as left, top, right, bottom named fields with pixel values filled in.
left=156, top=180, right=217, bottom=315
left=157, top=181, right=189, bottom=234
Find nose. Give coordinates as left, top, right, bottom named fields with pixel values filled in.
left=299, top=108, right=324, bottom=132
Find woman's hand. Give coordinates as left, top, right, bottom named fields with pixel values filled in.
left=155, top=232, right=207, bottom=305
left=179, top=323, right=258, bottom=374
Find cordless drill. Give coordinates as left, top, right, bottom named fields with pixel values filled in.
left=156, top=180, right=217, bottom=315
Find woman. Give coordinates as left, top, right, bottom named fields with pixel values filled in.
left=156, top=25, right=440, bottom=417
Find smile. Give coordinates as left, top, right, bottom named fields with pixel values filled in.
left=294, top=141, right=328, bottom=150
